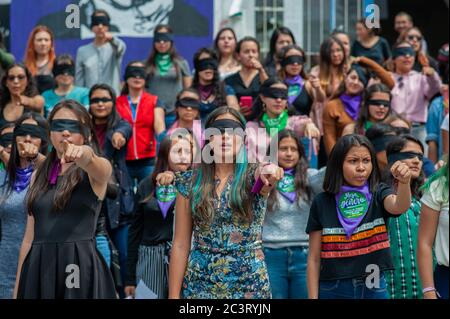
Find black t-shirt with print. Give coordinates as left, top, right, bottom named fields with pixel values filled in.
left=306, top=183, right=398, bottom=281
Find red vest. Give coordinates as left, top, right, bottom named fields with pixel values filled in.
left=116, top=92, right=157, bottom=161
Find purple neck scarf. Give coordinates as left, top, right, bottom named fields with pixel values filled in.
left=339, top=94, right=362, bottom=121
left=335, top=183, right=372, bottom=239
left=277, top=168, right=297, bottom=203
left=285, top=76, right=304, bottom=105
left=198, top=84, right=214, bottom=101
left=156, top=184, right=177, bottom=219
left=49, top=159, right=62, bottom=185
left=14, top=165, right=33, bottom=193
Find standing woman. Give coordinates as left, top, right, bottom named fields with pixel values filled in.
left=307, top=134, right=413, bottom=299
left=168, top=107, right=284, bottom=299
left=145, top=25, right=192, bottom=129
left=0, top=63, right=44, bottom=128
left=117, top=61, right=166, bottom=186
left=418, top=160, right=449, bottom=299
left=263, top=27, right=296, bottom=78
left=125, top=133, right=193, bottom=299
left=399, top=27, right=439, bottom=73
left=342, top=83, right=393, bottom=135
left=168, top=89, right=201, bottom=135
left=390, top=42, right=441, bottom=149
left=14, top=100, right=116, bottom=299
left=214, top=28, right=241, bottom=80
left=191, top=48, right=238, bottom=121
left=383, top=135, right=425, bottom=299
left=225, top=37, right=269, bottom=120
left=0, top=113, right=48, bottom=299
left=24, top=26, right=56, bottom=94
left=89, top=83, right=134, bottom=292
left=262, top=130, right=320, bottom=299
left=351, top=19, right=391, bottom=66
left=332, top=30, right=355, bottom=71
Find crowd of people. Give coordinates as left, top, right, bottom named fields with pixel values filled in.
left=0, top=9, right=448, bottom=300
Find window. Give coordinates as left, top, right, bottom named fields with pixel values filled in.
left=255, top=0, right=285, bottom=57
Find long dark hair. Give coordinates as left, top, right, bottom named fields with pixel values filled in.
left=319, top=36, right=346, bottom=96
left=1, top=113, right=49, bottom=202
left=267, top=130, right=312, bottom=212
left=145, top=24, right=182, bottom=80
left=26, top=100, right=100, bottom=214
left=383, top=134, right=425, bottom=199
left=0, top=63, right=39, bottom=110
left=214, top=27, right=238, bottom=62
left=354, top=83, right=392, bottom=134
left=120, top=60, right=146, bottom=96
left=278, top=44, right=307, bottom=80
left=264, top=27, right=296, bottom=66
left=89, top=83, right=121, bottom=133
left=323, top=134, right=380, bottom=194
left=192, top=47, right=226, bottom=106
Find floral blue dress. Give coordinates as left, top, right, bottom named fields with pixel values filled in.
left=175, top=166, right=271, bottom=299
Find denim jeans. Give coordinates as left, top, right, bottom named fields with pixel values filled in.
left=264, top=247, right=308, bottom=299
left=126, top=158, right=155, bottom=192
left=435, top=265, right=449, bottom=299
left=96, top=235, right=111, bottom=267
left=319, top=273, right=389, bottom=299
left=109, top=224, right=129, bottom=299
left=411, top=124, right=428, bottom=156
left=302, top=137, right=318, bottom=169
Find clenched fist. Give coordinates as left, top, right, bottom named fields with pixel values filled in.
left=61, top=140, right=92, bottom=165
left=391, top=161, right=412, bottom=185
left=17, top=142, right=39, bottom=159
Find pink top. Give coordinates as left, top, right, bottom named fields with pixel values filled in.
left=391, top=70, right=441, bottom=123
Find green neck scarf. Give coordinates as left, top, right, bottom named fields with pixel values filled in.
left=262, top=111, right=289, bottom=137
left=155, top=53, right=173, bottom=76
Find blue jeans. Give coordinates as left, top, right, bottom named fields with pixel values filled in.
left=319, top=274, right=389, bottom=299
left=435, top=265, right=449, bottom=299
left=126, top=158, right=155, bottom=191
left=302, top=137, right=318, bottom=169
left=96, top=235, right=111, bottom=267
left=264, top=247, right=308, bottom=299
left=109, top=224, right=129, bottom=298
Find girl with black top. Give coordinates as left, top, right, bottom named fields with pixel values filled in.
left=225, top=37, right=269, bottom=120
left=263, top=27, right=296, bottom=78
left=14, top=100, right=116, bottom=299
left=191, top=48, right=238, bottom=121
left=307, top=134, right=412, bottom=299
left=125, top=132, right=193, bottom=299
left=278, top=44, right=322, bottom=116
left=0, top=63, right=44, bottom=128
left=351, top=19, right=391, bottom=66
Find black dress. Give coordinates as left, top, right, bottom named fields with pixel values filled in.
left=17, top=173, right=117, bottom=299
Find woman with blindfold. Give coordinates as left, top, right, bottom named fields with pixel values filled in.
left=192, top=48, right=239, bottom=121
left=390, top=42, right=442, bottom=152
left=75, top=10, right=126, bottom=95
left=117, top=61, right=166, bottom=187
left=24, top=25, right=56, bottom=94
left=0, top=63, right=44, bottom=128
left=42, top=55, right=89, bottom=117
left=0, top=113, right=48, bottom=299
left=263, top=27, right=296, bottom=78
left=14, top=100, right=117, bottom=299
left=168, top=106, right=284, bottom=299
left=343, top=83, right=393, bottom=136
left=418, top=160, right=449, bottom=299
left=381, top=135, right=425, bottom=299
left=246, top=79, right=320, bottom=164
left=145, top=24, right=192, bottom=129
left=167, top=88, right=200, bottom=136
left=0, top=123, right=15, bottom=169
left=323, top=57, right=394, bottom=156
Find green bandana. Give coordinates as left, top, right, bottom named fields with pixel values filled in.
left=155, top=53, right=173, bottom=76
left=262, top=111, right=289, bottom=137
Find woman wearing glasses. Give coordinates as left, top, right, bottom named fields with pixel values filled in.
left=0, top=63, right=44, bottom=128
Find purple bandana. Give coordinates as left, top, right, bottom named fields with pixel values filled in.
left=14, top=165, right=33, bottom=193
left=285, top=76, right=305, bottom=105
left=335, top=183, right=372, bottom=239
left=156, top=185, right=177, bottom=219
left=277, top=168, right=297, bottom=203
left=339, top=94, right=362, bottom=121
left=198, top=84, right=214, bottom=101
left=49, top=159, right=62, bottom=185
